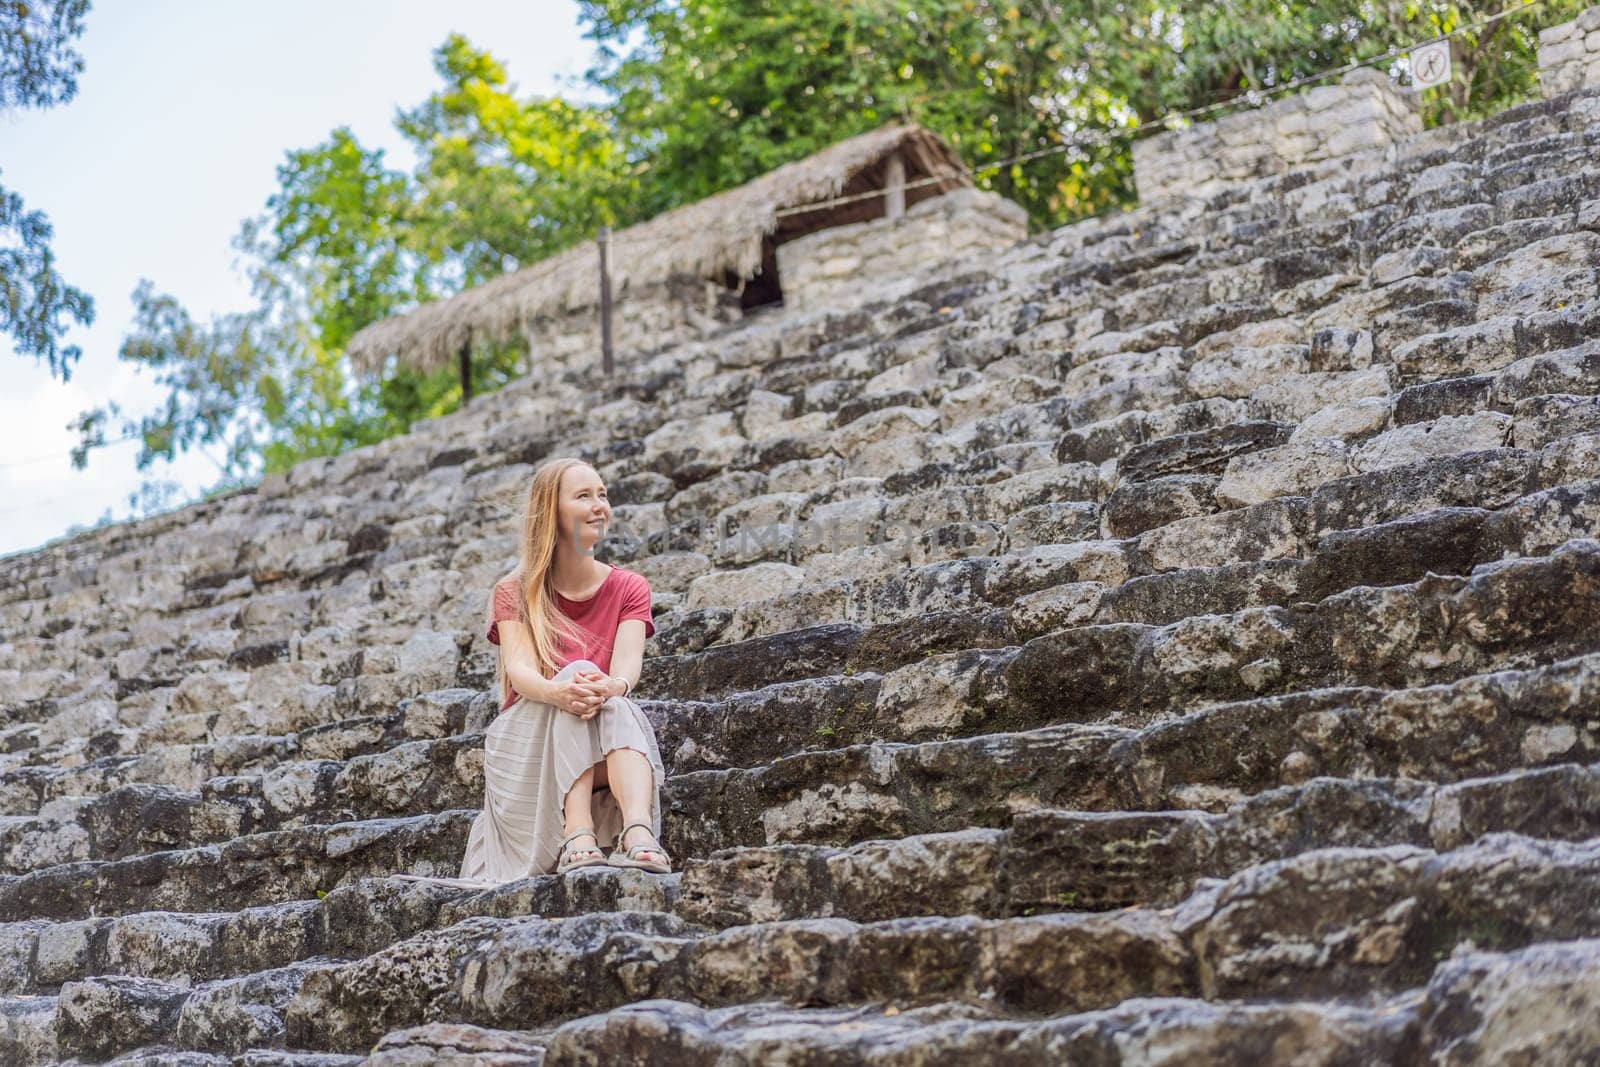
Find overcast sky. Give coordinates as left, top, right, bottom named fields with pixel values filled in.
left=0, top=0, right=594, bottom=558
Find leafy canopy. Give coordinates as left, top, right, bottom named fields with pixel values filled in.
left=1, top=0, right=94, bottom=381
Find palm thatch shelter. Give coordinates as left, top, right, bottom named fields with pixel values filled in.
left=344, top=122, right=1008, bottom=395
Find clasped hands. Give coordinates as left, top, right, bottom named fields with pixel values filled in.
left=551, top=668, right=624, bottom=719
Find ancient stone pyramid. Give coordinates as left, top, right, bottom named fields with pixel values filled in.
left=4, top=83, right=1600, bottom=1064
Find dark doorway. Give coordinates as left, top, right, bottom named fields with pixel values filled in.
left=737, top=237, right=784, bottom=311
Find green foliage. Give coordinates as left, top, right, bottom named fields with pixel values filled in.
left=0, top=0, right=89, bottom=110
left=73, top=33, right=621, bottom=487
left=395, top=35, right=643, bottom=275
left=1, top=0, right=94, bottom=380
left=581, top=0, right=1577, bottom=227
left=1161, top=0, right=1591, bottom=128
left=581, top=0, right=1151, bottom=225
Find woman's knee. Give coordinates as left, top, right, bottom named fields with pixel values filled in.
left=562, top=766, right=594, bottom=803
left=606, top=745, right=655, bottom=780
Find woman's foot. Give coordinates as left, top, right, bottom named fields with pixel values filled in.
left=621, top=823, right=668, bottom=867
left=557, top=828, right=605, bottom=872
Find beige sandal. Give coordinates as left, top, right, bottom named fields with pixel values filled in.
left=608, top=820, right=672, bottom=873
left=557, top=827, right=606, bottom=874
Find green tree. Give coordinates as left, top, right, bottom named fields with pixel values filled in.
left=396, top=34, right=642, bottom=280
left=581, top=0, right=1159, bottom=224
left=73, top=34, right=631, bottom=484
left=580, top=0, right=1578, bottom=229
left=1165, top=1, right=1589, bottom=127
left=1, top=0, right=94, bottom=380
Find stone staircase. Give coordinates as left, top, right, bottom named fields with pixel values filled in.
left=3, top=84, right=1600, bottom=1063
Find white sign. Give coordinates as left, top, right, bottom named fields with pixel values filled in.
left=1411, top=40, right=1452, bottom=89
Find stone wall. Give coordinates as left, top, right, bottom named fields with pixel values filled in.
left=1540, top=7, right=1600, bottom=97
left=1132, top=66, right=1423, bottom=202
left=775, top=187, right=1028, bottom=313
left=525, top=275, right=742, bottom=373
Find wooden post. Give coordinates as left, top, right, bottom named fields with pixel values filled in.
left=598, top=225, right=615, bottom=376
left=885, top=152, right=906, bottom=220
left=458, top=340, right=473, bottom=405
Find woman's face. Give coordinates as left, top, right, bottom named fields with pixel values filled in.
left=557, top=465, right=610, bottom=555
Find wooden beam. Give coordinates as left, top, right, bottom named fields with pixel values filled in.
left=885, top=152, right=906, bottom=220
left=598, top=225, right=615, bottom=376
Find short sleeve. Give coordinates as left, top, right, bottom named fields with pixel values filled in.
left=617, top=572, right=656, bottom=638
left=486, top=580, right=522, bottom=645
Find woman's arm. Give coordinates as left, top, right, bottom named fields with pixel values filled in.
left=606, top=618, right=648, bottom=698
left=497, top=619, right=557, bottom=705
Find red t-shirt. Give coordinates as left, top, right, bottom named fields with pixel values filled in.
left=487, top=565, right=656, bottom=712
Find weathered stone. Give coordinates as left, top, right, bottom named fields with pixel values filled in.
left=1102, top=475, right=1222, bottom=539
left=1310, top=449, right=1536, bottom=536
left=1353, top=412, right=1513, bottom=472
left=1216, top=438, right=1355, bottom=507
left=1120, top=422, right=1294, bottom=483
left=1134, top=496, right=1310, bottom=573
left=1290, top=395, right=1393, bottom=443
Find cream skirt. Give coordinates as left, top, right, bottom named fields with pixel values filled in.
left=398, top=657, right=666, bottom=886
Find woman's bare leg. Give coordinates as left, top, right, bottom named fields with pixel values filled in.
left=561, top=766, right=604, bottom=862
left=605, top=747, right=665, bottom=864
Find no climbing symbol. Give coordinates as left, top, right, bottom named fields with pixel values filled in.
left=1411, top=40, right=1452, bottom=89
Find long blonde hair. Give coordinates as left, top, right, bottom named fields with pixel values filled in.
left=489, top=457, right=596, bottom=705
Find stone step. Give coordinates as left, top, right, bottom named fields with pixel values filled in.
left=0, top=812, right=474, bottom=923
left=665, top=649, right=1600, bottom=856
left=50, top=962, right=327, bottom=1062
left=527, top=929, right=1600, bottom=1067
left=275, top=832, right=1600, bottom=1053
left=8, top=511, right=1597, bottom=872
left=9, top=628, right=1587, bottom=928
left=2, top=756, right=1587, bottom=1000
left=0, top=866, right=675, bottom=996
left=6, top=329, right=1593, bottom=755
left=9, top=447, right=1587, bottom=812
left=1001, top=537, right=1600, bottom=732
left=0, top=691, right=491, bottom=817
left=536, top=996, right=1414, bottom=1066
left=673, top=761, right=1600, bottom=927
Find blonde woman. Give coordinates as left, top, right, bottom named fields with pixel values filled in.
left=461, top=457, right=671, bottom=879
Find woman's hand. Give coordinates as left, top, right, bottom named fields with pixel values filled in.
left=551, top=670, right=611, bottom=718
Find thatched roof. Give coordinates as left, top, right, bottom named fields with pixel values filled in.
left=346, top=123, right=971, bottom=376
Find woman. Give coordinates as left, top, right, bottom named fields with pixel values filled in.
left=459, top=456, right=671, bottom=880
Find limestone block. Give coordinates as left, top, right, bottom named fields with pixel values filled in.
left=830, top=405, right=942, bottom=456
left=685, top=562, right=805, bottom=612
left=1291, top=395, right=1394, bottom=443
left=1188, top=345, right=1312, bottom=399
left=1248, top=367, right=1393, bottom=423
left=1354, top=412, right=1513, bottom=472
left=1543, top=36, right=1588, bottom=67
left=1216, top=439, right=1355, bottom=508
